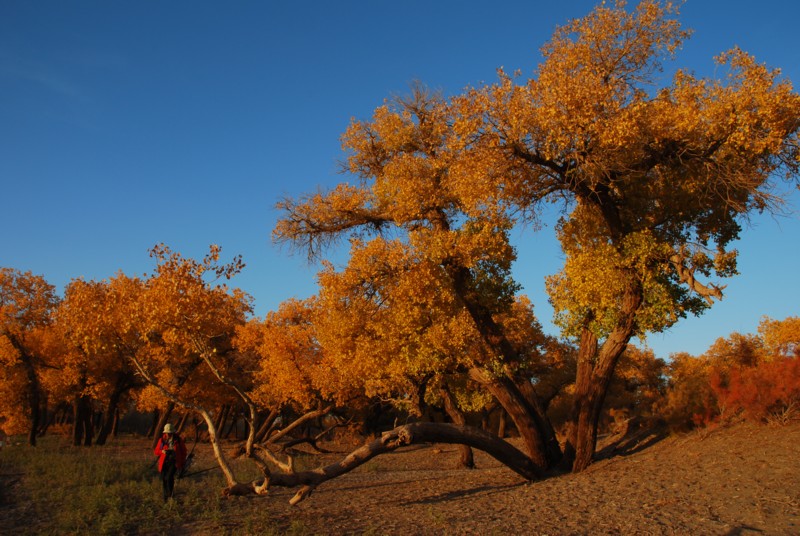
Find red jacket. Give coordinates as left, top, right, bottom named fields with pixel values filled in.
left=154, top=433, right=188, bottom=472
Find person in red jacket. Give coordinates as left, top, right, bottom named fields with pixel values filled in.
left=154, top=423, right=187, bottom=502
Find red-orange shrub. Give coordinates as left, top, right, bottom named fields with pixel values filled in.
left=709, top=358, right=800, bottom=423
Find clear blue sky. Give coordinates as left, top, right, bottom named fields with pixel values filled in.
left=2, top=1, right=798, bottom=359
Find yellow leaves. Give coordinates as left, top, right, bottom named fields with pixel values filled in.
left=527, top=1, right=691, bottom=158
left=0, top=268, right=58, bottom=333
left=311, top=234, right=490, bottom=401
left=757, top=316, right=800, bottom=360
left=271, top=0, right=800, bottom=423
left=547, top=202, right=691, bottom=338
left=235, top=299, right=322, bottom=409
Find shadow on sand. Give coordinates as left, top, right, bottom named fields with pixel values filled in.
left=595, top=418, right=670, bottom=460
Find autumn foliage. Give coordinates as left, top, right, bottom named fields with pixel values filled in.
left=710, top=359, right=800, bottom=424
left=660, top=317, right=800, bottom=428
left=1, top=1, right=799, bottom=504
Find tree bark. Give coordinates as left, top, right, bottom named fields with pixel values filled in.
left=468, top=367, right=550, bottom=470
left=446, top=264, right=559, bottom=470
left=227, top=423, right=542, bottom=501
left=440, top=386, right=474, bottom=469
left=565, top=280, right=641, bottom=472
left=72, top=394, right=93, bottom=447
left=96, top=373, right=132, bottom=445
left=255, top=407, right=280, bottom=443
left=265, top=405, right=333, bottom=446
left=515, top=375, right=562, bottom=464
left=497, top=409, right=507, bottom=439
left=213, top=404, right=229, bottom=439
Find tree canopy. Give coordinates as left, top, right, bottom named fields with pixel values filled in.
left=276, top=0, right=800, bottom=471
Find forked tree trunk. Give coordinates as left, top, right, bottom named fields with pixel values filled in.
left=565, top=281, right=641, bottom=472
left=446, top=265, right=560, bottom=470
left=515, top=376, right=562, bottom=464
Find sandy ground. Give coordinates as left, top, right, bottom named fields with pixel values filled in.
left=218, top=421, right=800, bottom=535
left=2, top=421, right=798, bottom=534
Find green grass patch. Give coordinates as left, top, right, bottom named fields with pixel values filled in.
left=0, top=435, right=286, bottom=535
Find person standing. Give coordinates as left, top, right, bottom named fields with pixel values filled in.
left=154, top=423, right=187, bottom=502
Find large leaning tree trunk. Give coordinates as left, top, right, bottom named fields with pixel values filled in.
left=467, top=368, right=552, bottom=469
left=447, top=264, right=561, bottom=470
left=226, top=422, right=542, bottom=503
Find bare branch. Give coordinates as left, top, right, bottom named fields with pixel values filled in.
left=669, top=252, right=725, bottom=305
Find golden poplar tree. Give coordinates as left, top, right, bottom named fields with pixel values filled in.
left=276, top=0, right=799, bottom=474
left=0, top=268, right=59, bottom=445
left=52, top=275, right=146, bottom=445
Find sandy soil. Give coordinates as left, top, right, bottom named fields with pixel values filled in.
left=2, top=421, right=798, bottom=534
left=220, top=421, right=800, bottom=535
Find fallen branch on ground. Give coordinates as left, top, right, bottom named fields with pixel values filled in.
left=222, top=422, right=542, bottom=503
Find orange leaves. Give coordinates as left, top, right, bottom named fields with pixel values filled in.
left=710, top=358, right=800, bottom=423
left=33, top=245, right=254, bottom=414
left=273, top=183, right=385, bottom=260
left=236, top=299, right=322, bottom=409
left=0, top=268, right=58, bottom=335
left=0, top=268, right=59, bottom=437
left=661, top=317, right=800, bottom=428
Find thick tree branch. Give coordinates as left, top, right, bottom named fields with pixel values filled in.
left=669, top=253, right=725, bottom=305
left=226, top=422, right=541, bottom=502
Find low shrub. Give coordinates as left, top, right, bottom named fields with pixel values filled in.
left=710, top=358, right=800, bottom=424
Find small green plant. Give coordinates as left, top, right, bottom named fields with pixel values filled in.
left=0, top=436, right=291, bottom=535
left=360, top=460, right=381, bottom=473
left=287, top=519, right=310, bottom=535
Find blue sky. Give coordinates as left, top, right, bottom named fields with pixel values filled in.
left=2, top=1, right=798, bottom=359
